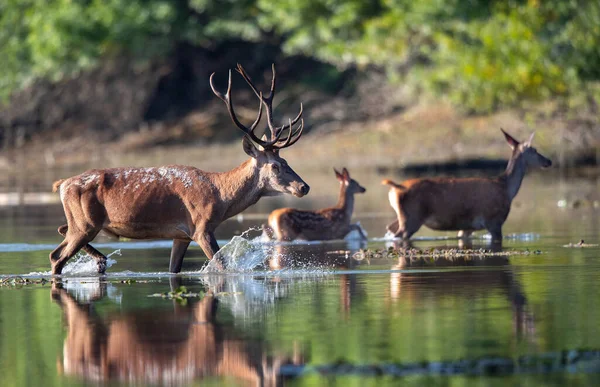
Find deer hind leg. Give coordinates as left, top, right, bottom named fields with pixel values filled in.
left=393, top=211, right=421, bottom=240
left=50, top=226, right=103, bottom=275
left=169, top=239, right=191, bottom=273
left=270, top=215, right=298, bottom=241
left=51, top=191, right=107, bottom=275
left=55, top=224, right=108, bottom=274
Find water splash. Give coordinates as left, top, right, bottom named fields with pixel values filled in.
left=62, top=249, right=121, bottom=275
left=200, top=227, right=352, bottom=273
left=26, top=250, right=121, bottom=277
left=480, top=232, right=540, bottom=241
left=201, top=228, right=271, bottom=273
left=381, top=230, right=397, bottom=241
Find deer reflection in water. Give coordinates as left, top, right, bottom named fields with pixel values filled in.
left=51, top=281, right=302, bottom=386
left=387, top=240, right=536, bottom=341
left=266, top=240, right=366, bottom=318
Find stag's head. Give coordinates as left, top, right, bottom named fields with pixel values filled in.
left=334, top=168, right=366, bottom=195
left=501, top=129, right=552, bottom=169
left=210, top=64, right=309, bottom=198
left=210, top=64, right=310, bottom=197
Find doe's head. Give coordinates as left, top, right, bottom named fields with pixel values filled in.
left=501, top=128, right=552, bottom=169
left=334, top=167, right=366, bottom=195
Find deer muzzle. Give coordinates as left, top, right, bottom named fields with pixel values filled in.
left=289, top=181, right=310, bottom=197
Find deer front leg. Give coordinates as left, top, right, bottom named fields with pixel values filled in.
left=486, top=223, right=503, bottom=248
left=196, top=231, right=226, bottom=270
left=169, top=239, right=191, bottom=273
left=195, top=230, right=222, bottom=262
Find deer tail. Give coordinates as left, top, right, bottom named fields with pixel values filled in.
left=52, top=179, right=66, bottom=193
left=381, top=179, right=406, bottom=190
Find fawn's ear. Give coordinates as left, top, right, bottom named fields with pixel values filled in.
left=524, top=132, right=535, bottom=146
left=334, top=168, right=344, bottom=181
left=342, top=168, right=350, bottom=180
left=242, top=136, right=260, bottom=158
left=501, top=128, right=520, bottom=150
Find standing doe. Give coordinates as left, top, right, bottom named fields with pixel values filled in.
left=263, top=168, right=367, bottom=241
left=50, top=64, right=309, bottom=275
left=382, top=129, right=551, bottom=242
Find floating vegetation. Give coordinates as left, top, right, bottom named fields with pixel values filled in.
left=148, top=286, right=204, bottom=303
left=563, top=240, right=598, bottom=248
left=0, top=276, right=49, bottom=287
left=118, top=279, right=155, bottom=285
left=353, top=247, right=542, bottom=261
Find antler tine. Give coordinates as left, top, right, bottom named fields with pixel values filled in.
left=212, top=64, right=304, bottom=150
left=268, top=63, right=276, bottom=100
left=275, top=118, right=304, bottom=149
left=236, top=63, right=282, bottom=140
left=208, top=71, right=230, bottom=103
left=236, top=63, right=276, bottom=101
left=210, top=69, right=267, bottom=145
left=274, top=103, right=303, bottom=134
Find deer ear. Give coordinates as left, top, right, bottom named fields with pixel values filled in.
left=334, top=168, right=343, bottom=181
left=342, top=168, right=350, bottom=180
left=242, top=136, right=259, bottom=158
left=501, top=128, right=519, bottom=150
left=525, top=132, right=535, bottom=146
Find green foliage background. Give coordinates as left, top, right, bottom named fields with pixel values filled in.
left=1, top=0, right=599, bottom=112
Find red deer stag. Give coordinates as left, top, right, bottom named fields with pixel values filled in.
left=50, top=64, right=309, bottom=275
left=382, top=129, right=551, bottom=242
left=263, top=168, right=366, bottom=241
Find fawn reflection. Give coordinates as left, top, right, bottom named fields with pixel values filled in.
left=265, top=241, right=366, bottom=317
left=51, top=281, right=301, bottom=386
left=387, top=240, right=536, bottom=340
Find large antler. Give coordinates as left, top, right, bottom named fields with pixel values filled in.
left=210, top=64, right=304, bottom=150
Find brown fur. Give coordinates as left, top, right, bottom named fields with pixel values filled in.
left=265, top=168, right=366, bottom=241
left=49, top=65, right=308, bottom=275
left=382, top=129, right=552, bottom=242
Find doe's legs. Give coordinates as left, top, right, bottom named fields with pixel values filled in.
left=393, top=213, right=421, bottom=240
left=457, top=230, right=473, bottom=239
left=486, top=223, right=503, bottom=250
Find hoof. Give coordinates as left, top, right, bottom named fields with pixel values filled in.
left=51, top=264, right=64, bottom=276
left=97, top=260, right=107, bottom=274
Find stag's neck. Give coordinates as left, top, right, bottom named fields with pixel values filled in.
left=212, top=159, right=262, bottom=219
left=335, top=185, right=355, bottom=221
left=500, top=152, right=528, bottom=202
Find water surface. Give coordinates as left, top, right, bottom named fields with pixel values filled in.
left=1, top=170, right=599, bottom=386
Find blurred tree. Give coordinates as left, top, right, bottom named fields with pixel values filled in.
left=1, top=0, right=599, bottom=112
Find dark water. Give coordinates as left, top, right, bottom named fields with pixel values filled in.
left=1, top=170, right=600, bottom=386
